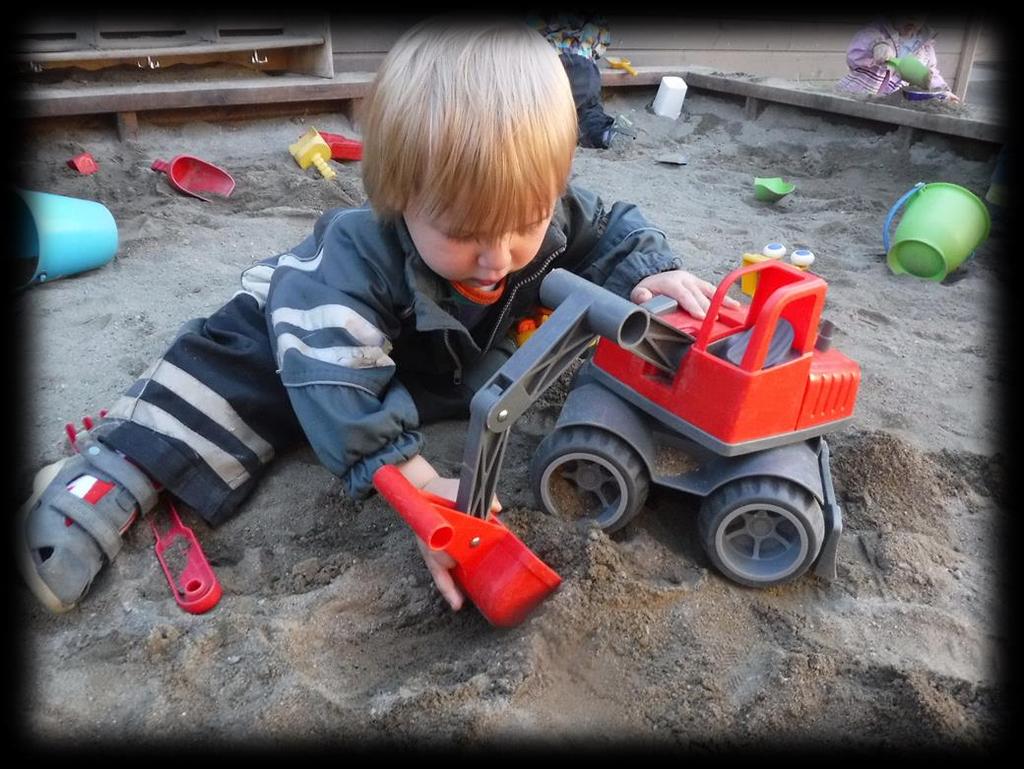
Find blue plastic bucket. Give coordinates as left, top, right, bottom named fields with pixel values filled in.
left=16, top=189, right=118, bottom=287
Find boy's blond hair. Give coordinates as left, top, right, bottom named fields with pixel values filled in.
left=361, top=17, right=578, bottom=242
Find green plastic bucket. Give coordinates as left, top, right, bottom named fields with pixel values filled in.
left=16, top=188, right=119, bottom=288
left=884, top=182, right=991, bottom=281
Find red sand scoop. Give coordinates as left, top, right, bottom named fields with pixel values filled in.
left=151, top=155, right=235, bottom=201
left=373, top=466, right=561, bottom=628
left=316, top=131, right=363, bottom=161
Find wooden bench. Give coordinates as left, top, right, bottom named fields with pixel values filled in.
left=15, top=62, right=685, bottom=140
left=17, top=64, right=673, bottom=116
left=679, top=66, right=1005, bottom=145
left=16, top=63, right=1004, bottom=146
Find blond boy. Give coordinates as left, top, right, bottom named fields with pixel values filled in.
left=20, top=17, right=732, bottom=614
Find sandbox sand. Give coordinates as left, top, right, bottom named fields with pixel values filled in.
left=14, top=85, right=1008, bottom=750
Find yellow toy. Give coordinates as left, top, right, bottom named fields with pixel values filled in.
left=605, top=56, right=638, bottom=77
left=740, top=253, right=774, bottom=296
left=289, top=128, right=336, bottom=180
left=515, top=308, right=553, bottom=346
left=514, top=307, right=595, bottom=349
left=740, top=243, right=788, bottom=295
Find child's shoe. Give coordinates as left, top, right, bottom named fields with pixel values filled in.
left=18, top=426, right=159, bottom=612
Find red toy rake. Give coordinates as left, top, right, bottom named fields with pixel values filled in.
left=149, top=502, right=222, bottom=614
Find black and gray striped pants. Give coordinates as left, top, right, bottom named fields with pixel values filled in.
left=96, top=293, right=512, bottom=526
left=100, top=293, right=303, bottom=526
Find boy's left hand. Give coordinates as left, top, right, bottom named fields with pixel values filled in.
left=630, top=269, right=740, bottom=319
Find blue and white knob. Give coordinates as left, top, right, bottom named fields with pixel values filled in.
left=790, top=248, right=815, bottom=268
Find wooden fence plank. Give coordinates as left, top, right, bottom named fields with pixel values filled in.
left=953, top=19, right=983, bottom=101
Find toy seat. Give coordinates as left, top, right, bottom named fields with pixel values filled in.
left=711, top=317, right=796, bottom=369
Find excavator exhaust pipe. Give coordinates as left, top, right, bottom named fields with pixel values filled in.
left=539, top=269, right=649, bottom=347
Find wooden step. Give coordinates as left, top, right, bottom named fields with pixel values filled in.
left=17, top=64, right=684, bottom=120
left=15, top=16, right=334, bottom=78
left=17, top=71, right=376, bottom=119
left=16, top=36, right=328, bottom=64
left=15, top=62, right=1004, bottom=146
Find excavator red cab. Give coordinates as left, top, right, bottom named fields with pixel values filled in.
left=590, top=260, right=859, bottom=451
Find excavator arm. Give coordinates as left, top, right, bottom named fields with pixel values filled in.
left=455, top=268, right=695, bottom=518
left=374, top=267, right=706, bottom=626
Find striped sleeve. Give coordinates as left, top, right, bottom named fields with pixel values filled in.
left=264, top=224, right=423, bottom=498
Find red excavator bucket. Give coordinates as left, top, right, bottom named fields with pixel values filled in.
left=373, top=465, right=561, bottom=627
left=151, top=155, right=236, bottom=201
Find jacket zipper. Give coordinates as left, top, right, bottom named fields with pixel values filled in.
left=482, top=245, right=567, bottom=353
left=444, top=329, right=463, bottom=385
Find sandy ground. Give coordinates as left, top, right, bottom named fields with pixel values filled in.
left=13, top=85, right=1009, bottom=751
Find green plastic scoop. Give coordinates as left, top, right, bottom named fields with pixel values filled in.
left=887, top=56, right=930, bottom=88
left=753, top=176, right=795, bottom=202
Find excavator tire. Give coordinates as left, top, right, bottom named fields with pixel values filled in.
left=531, top=425, right=650, bottom=532
left=698, top=475, right=825, bottom=587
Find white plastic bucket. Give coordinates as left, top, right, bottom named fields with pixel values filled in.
left=652, top=76, right=688, bottom=119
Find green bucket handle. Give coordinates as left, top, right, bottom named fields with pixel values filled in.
left=883, top=182, right=925, bottom=253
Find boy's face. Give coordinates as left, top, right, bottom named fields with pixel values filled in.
left=404, top=208, right=554, bottom=288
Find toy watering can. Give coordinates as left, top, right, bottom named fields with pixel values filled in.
left=887, top=56, right=930, bottom=89
left=884, top=182, right=991, bottom=280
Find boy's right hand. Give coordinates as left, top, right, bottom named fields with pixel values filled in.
left=416, top=537, right=464, bottom=611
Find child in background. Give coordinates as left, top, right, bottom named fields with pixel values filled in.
left=19, top=17, right=736, bottom=616
left=529, top=13, right=621, bottom=148
left=836, top=17, right=959, bottom=101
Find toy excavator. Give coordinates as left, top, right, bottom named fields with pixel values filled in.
left=374, top=259, right=861, bottom=626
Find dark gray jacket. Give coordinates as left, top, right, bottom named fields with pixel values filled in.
left=239, top=183, right=683, bottom=497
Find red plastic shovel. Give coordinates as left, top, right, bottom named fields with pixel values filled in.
left=151, top=155, right=235, bottom=201
left=373, top=465, right=561, bottom=628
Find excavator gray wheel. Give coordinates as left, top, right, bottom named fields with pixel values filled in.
left=698, top=476, right=825, bottom=587
left=531, top=425, right=650, bottom=532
